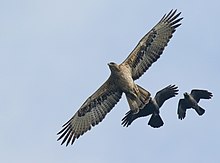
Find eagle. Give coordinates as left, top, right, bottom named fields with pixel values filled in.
left=57, top=9, right=183, bottom=146
left=177, top=89, right=213, bottom=120
left=122, top=85, right=178, bottom=128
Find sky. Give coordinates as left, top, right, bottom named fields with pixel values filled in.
left=0, top=0, right=219, bottom=163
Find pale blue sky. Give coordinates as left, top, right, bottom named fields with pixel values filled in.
left=0, top=0, right=219, bottom=163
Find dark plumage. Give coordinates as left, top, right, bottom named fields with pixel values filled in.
left=122, top=85, right=178, bottom=128
left=177, top=89, right=213, bottom=120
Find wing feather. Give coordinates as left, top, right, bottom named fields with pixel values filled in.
left=190, top=89, right=213, bottom=102
left=177, top=99, right=187, bottom=120
left=155, top=85, right=179, bottom=107
left=57, top=79, right=122, bottom=146
left=121, top=100, right=155, bottom=127
left=122, top=9, right=183, bottom=80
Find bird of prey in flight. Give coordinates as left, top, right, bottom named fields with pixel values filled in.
left=177, top=89, right=213, bottom=120
left=57, top=9, right=183, bottom=146
left=122, top=85, right=178, bottom=128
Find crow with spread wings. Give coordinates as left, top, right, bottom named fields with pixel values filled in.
left=177, top=89, right=213, bottom=120
left=57, top=9, right=183, bottom=146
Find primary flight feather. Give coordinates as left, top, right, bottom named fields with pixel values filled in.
left=57, top=9, right=183, bottom=146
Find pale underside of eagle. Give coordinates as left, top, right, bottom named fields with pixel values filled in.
left=57, top=9, right=183, bottom=146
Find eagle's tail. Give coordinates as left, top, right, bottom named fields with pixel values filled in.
left=126, top=85, right=150, bottom=114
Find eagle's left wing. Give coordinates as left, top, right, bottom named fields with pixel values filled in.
left=122, top=9, right=183, bottom=80
left=57, top=78, right=122, bottom=146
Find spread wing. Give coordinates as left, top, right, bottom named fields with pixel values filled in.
left=177, top=99, right=190, bottom=120
left=190, top=89, right=213, bottom=102
left=155, top=85, right=178, bottom=107
left=57, top=78, right=122, bottom=146
left=122, top=9, right=183, bottom=80
left=121, top=100, right=155, bottom=127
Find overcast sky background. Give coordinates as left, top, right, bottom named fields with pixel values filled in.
left=0, top=0, right=219, bottom=163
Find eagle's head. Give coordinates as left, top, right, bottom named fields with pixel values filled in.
left=108, top=62, right=119, bottom=72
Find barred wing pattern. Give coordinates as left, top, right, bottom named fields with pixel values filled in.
left=123, top=9, right=183, bottom=80
left=57, top=79, right=122, bottom=146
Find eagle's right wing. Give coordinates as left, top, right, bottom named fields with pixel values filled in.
left=57, top=78, right=122, bottom=146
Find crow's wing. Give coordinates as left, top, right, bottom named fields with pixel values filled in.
left=190, top=89, right=213, bottom=102
left=177, top=99, right=190, bottom=120
left=155, top=85, right=178, bottom=107
left=121, top=100, right=155, bottom=127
